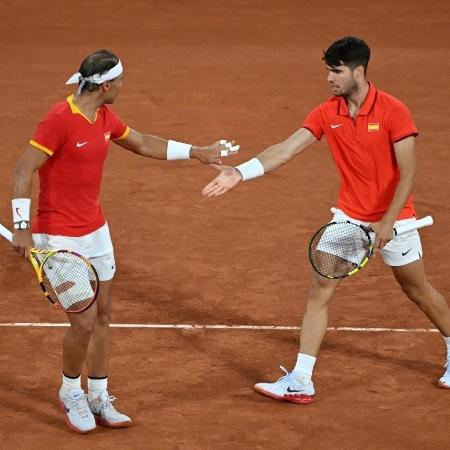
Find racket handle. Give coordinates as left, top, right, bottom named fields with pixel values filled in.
left=0, top=223, right=13, bottom=243
left=394, top=216, right=433, bottom=235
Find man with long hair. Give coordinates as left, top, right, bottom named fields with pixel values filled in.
left=12, top=49, right=238, bottom=432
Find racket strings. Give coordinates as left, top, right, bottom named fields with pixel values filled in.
left=309, top=222, right=372, bottom=278
left=39, top=251, right=98, bottom=312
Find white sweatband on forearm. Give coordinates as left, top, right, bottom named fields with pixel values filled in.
left=167, top=140, right=192, bottom=160
left=12, top=198, right=31, bottom=223
left=235, top=158, right=265, bottom=181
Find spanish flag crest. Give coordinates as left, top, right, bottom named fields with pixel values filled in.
left=368, top=123, right=380, bottom=132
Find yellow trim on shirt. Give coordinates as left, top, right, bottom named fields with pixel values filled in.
left=30, top=140, right=53, bottom=156
left=66, top=94, right=98, bottom=124
left=115, top=126, right=130, bottom=141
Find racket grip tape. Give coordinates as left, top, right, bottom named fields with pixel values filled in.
left=394, top=216, right=433, bottom=235
left=0, top=223, right=13, bottom=242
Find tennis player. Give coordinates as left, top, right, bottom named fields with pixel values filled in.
left=202, top=37, right=450, bottom=403
left=11, top=49, right=239, bottom=433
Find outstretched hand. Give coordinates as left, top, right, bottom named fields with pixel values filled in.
left=191, top=140, right=239, bottom=164
left=202, top=164, right=242, bottom=197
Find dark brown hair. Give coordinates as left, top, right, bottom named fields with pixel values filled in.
left=78, top=49, right=119, bottom=94
left=323, top=37, right=371, bottom=73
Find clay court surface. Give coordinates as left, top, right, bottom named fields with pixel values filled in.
left=1, top=0, right=450, bottom=448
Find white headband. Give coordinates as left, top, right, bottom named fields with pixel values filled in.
left=65, top=60, right=123, bottom=85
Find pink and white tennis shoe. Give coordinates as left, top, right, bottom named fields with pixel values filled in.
left=438, top=362, right=450, bottom=389
left=88, top=391, right=132, bottom=428
left=254, top=366, right=315, bottom=404
left=59, top=388, right=96, bottom=434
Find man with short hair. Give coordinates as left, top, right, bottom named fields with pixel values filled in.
left=12, top=49, right=238, bottom=432
left=202, top=36, right=450, bottom=403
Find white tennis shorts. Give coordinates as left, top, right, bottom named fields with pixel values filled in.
left=331, top=208, right=423, bottom=267
left=33, top=222, right=116, bottom=281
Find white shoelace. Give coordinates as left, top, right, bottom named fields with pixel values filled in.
left=97, top=395, right=123, bottom=418
left=277, top=366, right=294, bottom=382
left=68, top=394, right=90, bottom=419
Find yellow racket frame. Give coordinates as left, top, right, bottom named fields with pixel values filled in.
left=28, top=248, right=99, bottom=313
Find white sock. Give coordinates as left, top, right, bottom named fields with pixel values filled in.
left=444, top=336, right=450, bottom=361
left=293, top=353, right=316, bottom=385
left=60, top=373, right=81, bottom=397
left=88, top=376, right=108, bottom=402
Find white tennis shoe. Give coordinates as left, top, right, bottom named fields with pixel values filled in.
left=59, top=388, right=96, bottom=434
left=438, top=362, right=450, bottom=389
left=254, top=366, right=315, bottom=404
left=88, top=391, right=132, bottom=428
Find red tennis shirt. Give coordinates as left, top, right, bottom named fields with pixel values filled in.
left=303, top=82, right=418, bottom=222
left=30, top=95, right=129, bottom=236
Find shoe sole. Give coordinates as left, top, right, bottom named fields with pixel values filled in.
left=254, top=385, right=314, bottom=404
left=58, top=400, right=96, bottom=434
left=94, top=415, right=133, bottom=428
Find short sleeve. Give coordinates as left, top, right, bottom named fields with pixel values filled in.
left=387, top=100, right=418, bottom=143
left=106, top=108, right=129, bottom=140
left=302, top=105, right=325, bottom=140
left=30, top=113, right=65, bottom=156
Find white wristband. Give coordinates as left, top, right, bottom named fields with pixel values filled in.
left=167, top=140, right=192, bottom=160
left=235, top=158, right=265, bottom=181
left=12, top=198, right=31, bottom=223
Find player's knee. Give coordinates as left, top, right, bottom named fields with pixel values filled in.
left=94, top=289, right=112, bottom=325
left=306, top=277, right=338, bottom=309
left=95, top=297, right=112, bottom=325
left=400, top=281, right=428, bottom=306
left=96, top=307, right=112, bottom=326
left=312, top=275, right=340, bottom=294
left=71, top=317, right=97, bottom=337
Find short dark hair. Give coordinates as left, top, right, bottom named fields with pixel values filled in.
left=322, top=37, right=371, bottom=72
left=78, top=49, right=119, bottom=94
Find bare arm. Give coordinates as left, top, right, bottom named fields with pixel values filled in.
left=114, top=128, right=238, bottom=164
left=370, top=136, right=416, bottom=248
left=202, top=127, right=317, bottom=197
left=13, top=145, right=49, bottom=257
left=256, top=128, right=317, bottom=172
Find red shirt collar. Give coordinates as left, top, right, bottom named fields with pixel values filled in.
left=337, top=82, right=377, bottom=116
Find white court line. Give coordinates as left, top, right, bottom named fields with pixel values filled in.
left=0, top=323, right=440, bottom=332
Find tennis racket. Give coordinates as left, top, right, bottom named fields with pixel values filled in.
left=309, top=215, right=433, bottom=279
left=0, top=223, right=99, bottom=313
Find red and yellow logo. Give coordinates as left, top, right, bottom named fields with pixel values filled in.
left=368, top=123, right=380, bottom=132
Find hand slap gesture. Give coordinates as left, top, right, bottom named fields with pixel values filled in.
left=202, top=164, right=243, bottom=197
left=192, top=139, right=239, bottom=164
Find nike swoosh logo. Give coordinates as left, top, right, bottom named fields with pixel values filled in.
left=76, top=141, right=88, bottom=148
left=15, top=207, right=22, bottom=218
left=331, top=124, right=343, bottom=129
left=286, top=386, right=304, bottom=393
left=402, top=249, right=412, bottom=256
